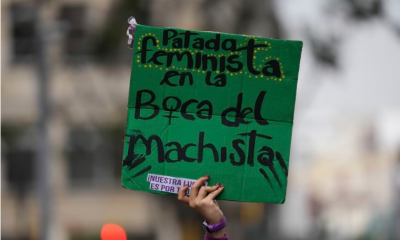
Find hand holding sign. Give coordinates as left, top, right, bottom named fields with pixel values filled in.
left=178, top=175, right=224, bottom=223
left=178, top=175, right=226, bottom=239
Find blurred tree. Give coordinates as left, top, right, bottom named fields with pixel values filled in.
left=201, top=0, right=281, bottom=38
left=307, top=28, right=340, bottom=68
left=342, top=0, right=382, bottom=20
left=308, top=0, right=398, bottom=69
left=92, top=0, right=150, bottom=63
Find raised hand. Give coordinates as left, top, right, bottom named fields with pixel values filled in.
left=178, top=175, right=226, bottom=238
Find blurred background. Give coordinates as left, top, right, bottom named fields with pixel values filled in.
left=2, top=0, right=400, bottom=239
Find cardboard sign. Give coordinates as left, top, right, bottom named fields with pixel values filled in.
left=122, top=25, right=302, bottom=203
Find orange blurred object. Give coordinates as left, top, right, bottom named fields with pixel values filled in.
left=100, top=223, right=127, bottom=240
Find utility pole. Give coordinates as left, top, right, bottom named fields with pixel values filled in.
left=34, top=2, right=52, bottom=240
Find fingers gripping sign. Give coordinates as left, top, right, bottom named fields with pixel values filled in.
left=198, top=185, right=219, bottom=199
left=189, top=174, right=210, bottom=205
left=177, top=185, right=190, bottom=205
left=177, top=175, right=225, bottom=225
left=178, top=175, right=227, bottom=238
left=177, top=174, right=209, bottom=205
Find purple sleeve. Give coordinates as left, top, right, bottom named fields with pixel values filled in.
left=204, top=233, right=229, bottom=240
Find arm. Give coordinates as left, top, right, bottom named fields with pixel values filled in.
left=178, top=175, right=228, bottom=240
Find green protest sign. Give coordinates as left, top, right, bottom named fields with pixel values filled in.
left=122, top=25, right=302, bottom=203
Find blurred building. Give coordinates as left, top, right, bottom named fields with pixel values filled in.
left=1, top=0, right=282, bottom=240
left=1, top=0, right=157, bottom=239
left=306, top=119, right=398, bottom=239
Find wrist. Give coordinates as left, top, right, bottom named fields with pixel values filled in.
left=207, top=227, right=226, bottom=238
left=205, top=212, right=224, bottom=225
left=206, top=216, right=224, bottom=225
left=203, top=217, right=226, bottom=238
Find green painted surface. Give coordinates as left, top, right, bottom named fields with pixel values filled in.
left=122, top=25, right=302, bottom=203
